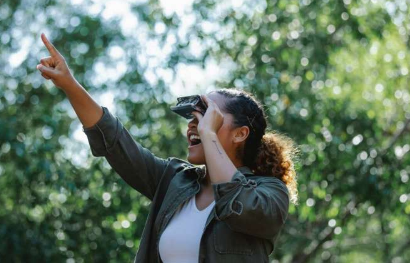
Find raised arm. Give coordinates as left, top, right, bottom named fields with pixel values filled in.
left=82, top=106, right=183, bottom=200
left=36, top=33, right=184, bottom=200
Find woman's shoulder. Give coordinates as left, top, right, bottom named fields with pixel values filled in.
left=248, top=173, right=284, bottom=183
left=248, top=174, right=289, bottom=194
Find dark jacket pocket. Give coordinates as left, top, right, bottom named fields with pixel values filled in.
left=213, top=221, right=257, bottom=256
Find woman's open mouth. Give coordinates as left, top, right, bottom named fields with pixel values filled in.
left=189, top=134, right=202, bottom=148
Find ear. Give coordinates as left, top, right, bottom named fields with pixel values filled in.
left=232, top=126, right=250, bottom=144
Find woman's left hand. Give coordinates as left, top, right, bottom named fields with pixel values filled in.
left=192, top=95, right=224, bottom=135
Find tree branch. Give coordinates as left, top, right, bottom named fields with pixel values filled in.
left=380, top=117, right=410, bottom=156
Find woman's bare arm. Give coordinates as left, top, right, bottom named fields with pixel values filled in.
left=37, top=33, right=102, bottom=128
left=62, top=80, right=103, bottom=129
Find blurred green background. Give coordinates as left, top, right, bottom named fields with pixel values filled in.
left=1, top=0, right=409, bottom=262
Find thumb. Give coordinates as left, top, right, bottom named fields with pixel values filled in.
left=37, top=64, right=57, bottom=78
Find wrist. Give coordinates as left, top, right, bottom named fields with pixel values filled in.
left=199, top=130, right=217, bottom=139
left=61, top=76, right=81, bottom=92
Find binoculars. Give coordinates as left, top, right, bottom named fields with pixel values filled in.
left=170, top=95, right=207, bottom=119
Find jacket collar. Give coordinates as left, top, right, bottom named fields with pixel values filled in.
left=191, top=165, right=254, bottom=181
left=237, top=166, right=254, bottom=175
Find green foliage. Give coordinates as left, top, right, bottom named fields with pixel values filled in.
left=1, top=0, right=409, bottom=262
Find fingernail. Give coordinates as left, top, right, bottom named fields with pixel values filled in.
left=37, top=65, right=43, bottom=70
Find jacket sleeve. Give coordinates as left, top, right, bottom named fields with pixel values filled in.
left=211, top=170, right=289, bottom=240
left=83, top=106, right=175, bottom=201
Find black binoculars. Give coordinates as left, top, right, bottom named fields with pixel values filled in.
left=170, top=95, right=207, bottom=119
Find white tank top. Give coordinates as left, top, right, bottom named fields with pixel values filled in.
left=159, top=195, right=215, bottom=263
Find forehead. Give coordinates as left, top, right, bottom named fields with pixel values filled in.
left=206, top=92, right=227, bottom=111
left=206, top=92, right=235, bottom=125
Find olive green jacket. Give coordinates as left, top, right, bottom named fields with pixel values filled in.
left=83, top=106, right=289, bottom=263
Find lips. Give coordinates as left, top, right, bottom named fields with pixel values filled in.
left=188, top=142, right=202, bottom=149
left=187, top=131, right=202, bottom=147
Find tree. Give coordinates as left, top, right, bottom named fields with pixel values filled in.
left=0, top=0, right=409, bottom=262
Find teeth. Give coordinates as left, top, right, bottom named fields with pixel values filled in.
left=190, top=134, right=201, bottom=141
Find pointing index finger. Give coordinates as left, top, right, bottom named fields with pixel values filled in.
left=41, top=33, right=60, bottom=57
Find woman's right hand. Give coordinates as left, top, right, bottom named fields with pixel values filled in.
left=37, top=33, right=77, bottom=90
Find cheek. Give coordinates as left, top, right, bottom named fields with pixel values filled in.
left=217, top=128, right=232, bottom=148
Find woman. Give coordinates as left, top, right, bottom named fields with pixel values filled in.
left=37, top=33, right=299, bottom=263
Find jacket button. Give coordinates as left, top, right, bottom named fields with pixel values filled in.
left=247, top=179, right=257, bottom=188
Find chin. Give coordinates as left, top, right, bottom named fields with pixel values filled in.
left=187, top=156, right=206, bottom=165
left=187, top=152, right=206, bottom=165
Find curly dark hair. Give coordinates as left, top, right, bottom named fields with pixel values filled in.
left=214, top=88, right=300, bottom=204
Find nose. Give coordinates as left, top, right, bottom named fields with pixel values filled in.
left=188, top=116, right=198, bottom=129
